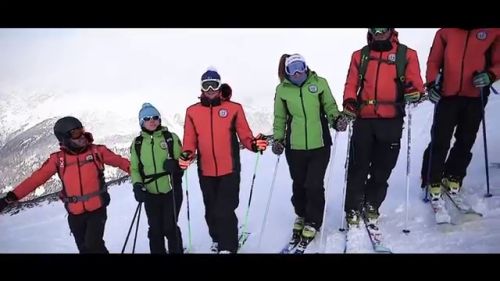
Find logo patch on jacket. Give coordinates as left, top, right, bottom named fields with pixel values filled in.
left=59, top=156, right=64, bottom=168
left=86, top=154, right=94, bottom=161
left=388, top=53, right=396, bottom=63
left=308, top=84, right=318, bottom=93
left=160, top=140, right=168, bottom=150
left=477, top=31, right=487, bottom=40
left=219, top=109, right=228, bottom=118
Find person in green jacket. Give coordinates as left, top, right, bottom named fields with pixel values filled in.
left=130, top=103, right=184, bottom=254
left=272, top=53, right=349, bottom=245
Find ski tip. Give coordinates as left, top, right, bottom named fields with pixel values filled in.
left=374, top=245, right=392, bottom=253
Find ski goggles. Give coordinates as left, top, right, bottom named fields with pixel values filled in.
left=69, top=128, right=85, bottom=139
left=285, top=60, right=307, bottom=75
left=369, top=28, right=390, bottom=35
left=142, top=115, right=160, bottom=122
left=201, top=79, right=221, bottom=91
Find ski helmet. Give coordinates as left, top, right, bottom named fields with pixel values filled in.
left=54, top=116, right=83, bottom=142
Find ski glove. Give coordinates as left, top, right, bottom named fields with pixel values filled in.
left=426, top=81, right=441, bottom=104
left=179, top=151, right=194, bottom=170
left=133, top=183, right=147, bottom=203
left=0, top=191, right=17, bottom=212
left=473, top=71, right=495, bottom=88
left=252, top=133, right=268, bottom=154
left=332, top=114, right=349, bottom=132
left=342, top=98, right=358, bottom=119
left=272, top=139, right=285, bottom=156
left=404, top=91, right=423, bottom=103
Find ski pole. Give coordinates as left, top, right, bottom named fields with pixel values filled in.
left=339, top=123, right=353, bottom=232
left=122, top=202, right=141, bottom=254
left=132, top=202, right=142, bottom=254
left=240, top=152, right=261, bottom=248
left=424, top=71, right=443, bottom=203
left=184, top=169, right=192, bottom=252
left=403, top=104, right=412, bottom=234
left=257, top=154, right=281, bottom=251
left=480, top=87, right=492, bottom=198
left=169, top=173, right=182, bottom=253
left=319, top=131, right=338, bottom=251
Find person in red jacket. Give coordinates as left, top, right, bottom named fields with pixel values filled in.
left=342, top=28, right=425, bottom=233
left=0, top=116, right=130, bottom=253
left=179, top=67, right=268, bottom=253
left=421, top=28, right=499, bottom=204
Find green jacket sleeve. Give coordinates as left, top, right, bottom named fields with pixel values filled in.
left=172, top=133, right=182, bottom=160
left=273, top=86, right=287, bottom=141
left=319, top=78, right=341, bottom=126
left=129, top=139, right=142, bottom=184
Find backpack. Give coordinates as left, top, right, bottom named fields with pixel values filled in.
left=56, top=146, right=108, bottom=206
left=134, top=130, right=177, bottom=185
left=357, top=43, right=408, bottom=106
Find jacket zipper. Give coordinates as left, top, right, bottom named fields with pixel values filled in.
left=151, top=135, right=160, bottom=193
left=458, top=30, right=470, bottom=95
left=299, top=87, right=308, bottom=149
left=210, top=106, right=218, bottom=176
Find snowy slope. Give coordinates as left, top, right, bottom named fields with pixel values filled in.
left=1, top=88, right=500, bottom=253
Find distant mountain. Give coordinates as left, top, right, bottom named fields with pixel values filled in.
left=0, top=91, right=274, bottom=214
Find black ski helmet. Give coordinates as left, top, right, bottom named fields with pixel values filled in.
left=54, top=116, right=83, bottom=142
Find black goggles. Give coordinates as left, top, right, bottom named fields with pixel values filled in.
left=369, top=28, right=390, bottom=35
left=201, top=79, right=221, bottom=91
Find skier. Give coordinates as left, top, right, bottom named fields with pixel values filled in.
left=272, top=53, right=349, bottom=251
left=342, top=28, right=424, bottom=236
left=421, top=28, right=499, bottom=210
left=130, top=103, right=184, bottom=254
left=179, top=67, right=268, bottom=253
left=0, top=116, right=130, bottom=253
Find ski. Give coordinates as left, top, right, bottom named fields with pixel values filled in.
left=238, top=231, right=251, bottom=250
left=293, top=238, right=313, bottom=254
left=424, top=189, right=452, bottom=224
left=443, top=190, right=483, bottom=217
left=343, top=224, right=373, bottom=253
left=430, top=198, right=452, bottom=224
left=362, top=216, right=392, bottom=253
left=280, top=232, right=301, bottom=254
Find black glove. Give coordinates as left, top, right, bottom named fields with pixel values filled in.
left=272, top=139, right=285, bottom=155
left=342, top=98, right=358, bottom=119
left=0, top=191, right=18, bottom=212
left=426, top=81, right=441, bottom=104
left=163, top=159, right=177, bottom=174
left=332, top=114, right=349, bottom=132
left=133, top=183, right=147, bottom=203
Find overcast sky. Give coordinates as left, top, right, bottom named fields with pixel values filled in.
left=0, top=28, right=438, bottom=112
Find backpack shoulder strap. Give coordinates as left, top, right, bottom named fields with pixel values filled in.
left=357, top=45, right=371, bottom=91
left=162, top=130, right=174, bottom=159
left=395, top=43, right=408, bottom=96
left=90, top=146, right=106, bottom=191
left=91, top=146, right=105, bottom=171
left=134, top=135, right=146, bottom=181
left=396, top=43, right=408, bottom=85
left=55, top=151, right=66, bottom=182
